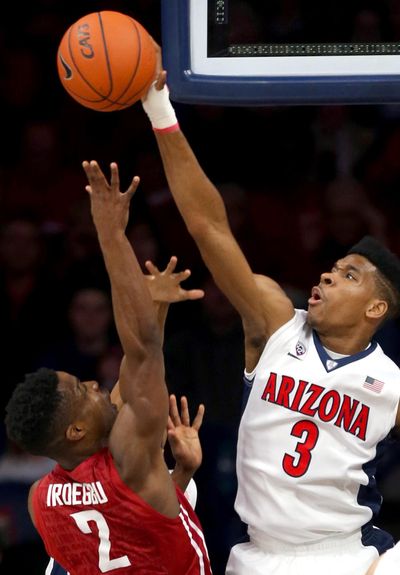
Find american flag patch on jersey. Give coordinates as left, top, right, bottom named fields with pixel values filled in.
left=363, top=376, right=385, bottom=393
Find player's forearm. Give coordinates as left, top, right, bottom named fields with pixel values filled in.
left=154, top=301, right=169, bottom=344
left=98, top=232, right=160, bottom=351
left=170, top=463, right=196, bottom=493
left=142, top=83, right=229, bottom=234
left=143, top=83, right=232, bottom=247
left=154, top=129, right=229, bottom=237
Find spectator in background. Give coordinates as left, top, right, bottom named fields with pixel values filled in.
left=34, top=286, right=118, bottom=384
left=312, top=176, right=388, bottom=274
left=165, top=274, right=243, bottom=428
left=54, top=197, right=109, bottom=298
left=126, top=217, right=162, bottom=268
left=96, top=345, right=124, bottom=392
left=0, top=214, right=63, bottom=426
left=2, top=120, right=85, bottom=228
left=0, top=213, right=60, bottom=575
left=359, top=122, right=400, bottom=252
left=310, top=106, right=377, bottom=182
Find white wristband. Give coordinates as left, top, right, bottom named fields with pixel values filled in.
left=142, top=82, right=179, bottom=132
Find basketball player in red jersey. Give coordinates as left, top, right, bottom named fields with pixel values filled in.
left=139, top=45, right=400, bottom=575
left=5, top=161, right=213, bottom=575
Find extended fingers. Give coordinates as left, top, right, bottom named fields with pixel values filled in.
left=175, top=269, right=191, bottom=282
left=145, top=260, right=160, bottom=276
left=164, top=256, right=178, bottom=275
left=192, top=403, right=205, bottom=431
left=169, top=394, right=181, bottom=425
left=83, top=161, right=139, bottom=201
left=167, top=415, right=175, bottom=432
left=82, top=160, right=106, bottom=185
left=110, top=162, right=120, bottom=189
left=179, top=396, right=190, bottom=427
left=185, top=289, right=205, bottom=301
left=169, top=394, right=204, bottom=429
left=126, top=175, right=140, bottom=199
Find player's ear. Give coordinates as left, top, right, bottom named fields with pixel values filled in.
left=66, top=422, right=87, bottom=442
left=366, top=299, right=388, bottom=320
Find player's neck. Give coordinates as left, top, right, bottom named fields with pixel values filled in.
left=57, top=442, right=106, bottom=471
left=317, top=332, right=371, bottom=355
left=57, top=450, right=97, bottom=471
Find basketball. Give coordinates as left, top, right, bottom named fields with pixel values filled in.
left=57, top=11, right=157, bottom=112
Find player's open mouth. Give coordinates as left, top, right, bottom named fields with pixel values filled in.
left=308, top=286, right=322, bottom=305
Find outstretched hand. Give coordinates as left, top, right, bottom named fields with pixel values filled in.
left=144, top=256, right=204, bottom=303
left=167, top=395, right=204, bottom=474
left=82, top=161, right=140, bottom=236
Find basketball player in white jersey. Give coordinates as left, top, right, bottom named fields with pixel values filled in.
left=138, top=47, right=400, bottom=575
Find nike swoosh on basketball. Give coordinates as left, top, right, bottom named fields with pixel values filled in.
left=59, top=54, right=73, bottom=80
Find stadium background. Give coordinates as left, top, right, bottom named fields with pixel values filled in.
left=0, top=1, right=399, bottom=573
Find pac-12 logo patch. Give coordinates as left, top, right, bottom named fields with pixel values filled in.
left=295, top=341, right=306, bottom=356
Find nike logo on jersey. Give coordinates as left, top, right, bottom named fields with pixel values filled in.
left=261, top=372, right=369, bottom=441
left=287, top=352, right=302, bottom=360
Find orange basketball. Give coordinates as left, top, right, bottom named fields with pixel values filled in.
left=57, top=11, right=157, bottom=111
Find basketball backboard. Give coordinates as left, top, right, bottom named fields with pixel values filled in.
left=161, top=0, right=400, bottom=105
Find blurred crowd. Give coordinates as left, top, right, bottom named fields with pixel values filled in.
left=1, top=1, right=400, bottom=573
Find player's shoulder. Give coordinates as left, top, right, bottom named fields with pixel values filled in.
left=294, top=308, right=308, bottom=324
left=28, top=478, right=42, bottom=525
left=29, top=470, right=53, bottom=498
left=260, top=308, right=306, bottom=350
left=29, top=478, right=41, bottom=495
left=273, top=307, right=308, bottom=335
left=373, top=340, right=400, bottom=372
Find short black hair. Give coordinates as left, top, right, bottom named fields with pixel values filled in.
left=347, top=236, right=400, bottom=319
left=5, top=368, right=62, bottom=455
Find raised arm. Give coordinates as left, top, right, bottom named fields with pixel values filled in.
left=110, top=256, right=204, bottom=408
left=83, top=161, right=166, bottom=481
left=142, top=68, right=294, bottom=368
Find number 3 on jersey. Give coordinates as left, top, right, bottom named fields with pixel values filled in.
left=282, top=420, right=319, bottom=477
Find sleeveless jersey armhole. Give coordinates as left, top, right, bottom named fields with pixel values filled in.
left=244, top=309, right=304, bottom=381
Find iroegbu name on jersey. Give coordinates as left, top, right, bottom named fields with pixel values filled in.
left=261, top=372, right=370, bottom=441
left=46, top=481, right=108, bottom=507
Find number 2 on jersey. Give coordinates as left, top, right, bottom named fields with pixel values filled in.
left=71, top=510, right=131, bottom=572
left=282, top=420, right=319, bottom=477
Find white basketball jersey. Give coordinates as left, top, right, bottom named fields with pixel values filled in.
left=374, top=543, right=400, bottom=575
left=235, top=309, right=400, bottom=545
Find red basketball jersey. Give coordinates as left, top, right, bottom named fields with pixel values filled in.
left=33, top=448, right=212, bottom=574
